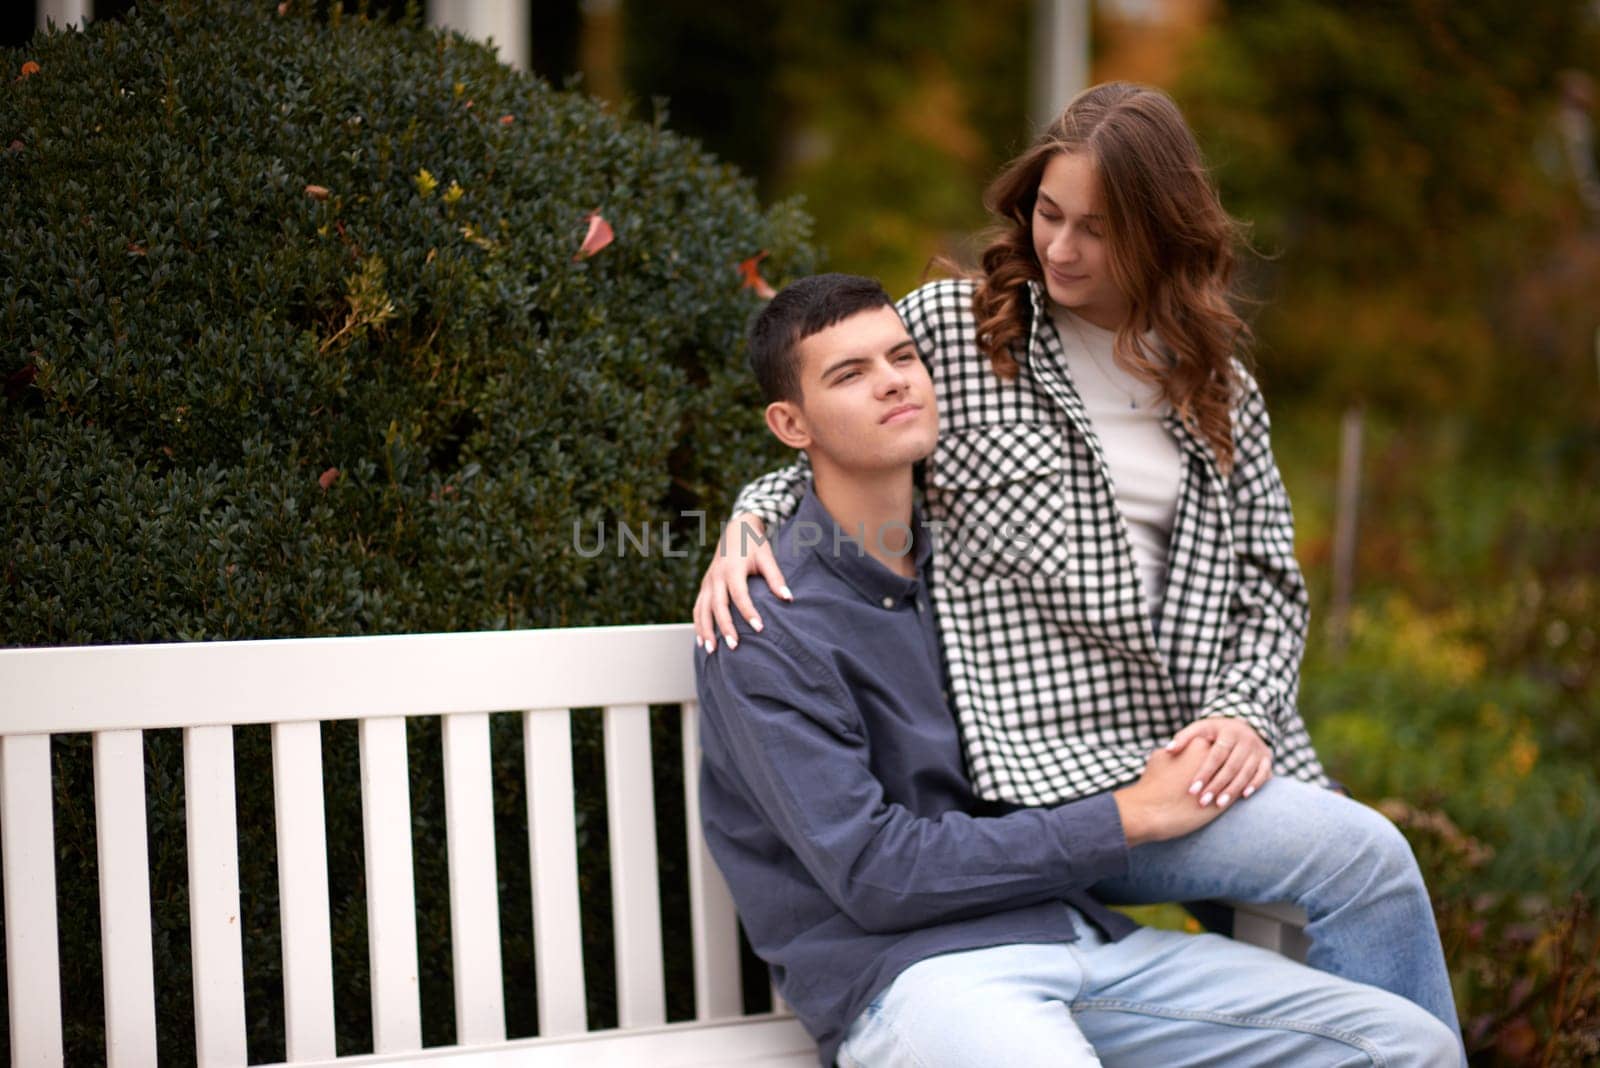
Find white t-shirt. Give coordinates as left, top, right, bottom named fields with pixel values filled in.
left=1049, top=306, right=1183, bottom=618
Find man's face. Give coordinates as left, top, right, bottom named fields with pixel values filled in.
left=776, top=304, right=938, bottom=472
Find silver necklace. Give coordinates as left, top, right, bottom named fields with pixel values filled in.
left=1061, top=312, right=1140, bottom=410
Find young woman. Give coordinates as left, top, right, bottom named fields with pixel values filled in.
left=694, top=82, right=1463, bottom=1046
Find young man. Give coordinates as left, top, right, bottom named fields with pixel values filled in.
left=693, top=273, right=1458, bottom=1067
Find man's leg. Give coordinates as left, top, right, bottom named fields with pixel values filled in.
left=1090, top=776, right=1461, bottom=1041
left=834, top=943, right=1101, bottom=1068
left=1067, top=917, right=1462, bottom=1067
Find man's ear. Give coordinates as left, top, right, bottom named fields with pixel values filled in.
left=765, top=400, right=813, bottom=451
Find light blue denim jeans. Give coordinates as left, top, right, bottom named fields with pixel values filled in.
left=1088, top=776, right=1461, bottom=1044
left=835, top=919, right=1461, bottom=1067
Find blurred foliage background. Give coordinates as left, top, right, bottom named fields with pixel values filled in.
left=5, top=0, right=1599, bottom=1062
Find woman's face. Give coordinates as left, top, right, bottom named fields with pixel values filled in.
left=1031, top=151, right=1130, bottom=331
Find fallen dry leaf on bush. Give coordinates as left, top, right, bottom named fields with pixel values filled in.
left=305, top=184, right=330, bottom=201
left=575, top=212, right=614, bottom=259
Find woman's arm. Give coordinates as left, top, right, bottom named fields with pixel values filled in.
left=693, top=456, right=812, bottom=652
left=1178, top=368, right=1310, bottom=804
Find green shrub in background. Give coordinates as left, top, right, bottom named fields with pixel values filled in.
left=1, top=3, right=812, bottom=1062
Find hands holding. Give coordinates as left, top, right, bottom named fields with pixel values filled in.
left=1165, top=716, right=1272, bottom=811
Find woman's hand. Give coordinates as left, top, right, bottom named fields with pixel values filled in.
left=1164, top=716, right=1272, bottom=810
left=692, top=512, right=792, bottom=653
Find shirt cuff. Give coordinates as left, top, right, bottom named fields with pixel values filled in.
left=1047, top=790, right=1131, bottom=888
left=1196, top=693, right=1280, bottom=751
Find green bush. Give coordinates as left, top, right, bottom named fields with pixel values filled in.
left=1, top=3, right=812, bottom=1062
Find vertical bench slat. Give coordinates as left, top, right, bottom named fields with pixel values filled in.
left=184, top=725, right=248, bottom=1067
left=523, top=708, right=586, bottom=1037
left=603, top=704, right=667, bottom=1029
left=271, top=721, right=337, bottom=1062
left=441, top=712, right=506, bottom=1045
left=359, top=716, right=422, bottom=1054
left=680, top=703, right=742, bottom=1021
left=94, top=730, right=158, bottom=1067
left=0, top=733, right=65, bottom=1067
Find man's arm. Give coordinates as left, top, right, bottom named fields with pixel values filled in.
left=698, top=628, right=1217, bottom=934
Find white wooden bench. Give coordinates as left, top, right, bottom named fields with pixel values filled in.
left=0, top=624, right=1305, bottom=1067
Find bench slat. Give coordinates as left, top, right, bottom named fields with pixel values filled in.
left=1, top=733, right=65, bottom=1067
left=359, top=717, right=422, bottom=1053
left=524, top=708, right=587, bottom=1037
left=603, top=704, right=667, bottom=1028
left=441, top=712, right=506, bottom=1044
left=185, top=725, right=249, bottom=1066
left=272, top=721, right=337, bottom=1061
left=94, top=730, right=159, bottom=1067
left=680, top=703, right=742, bottom=1021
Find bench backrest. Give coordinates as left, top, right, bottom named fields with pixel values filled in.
left=0, top=624, right=747, bottom=1066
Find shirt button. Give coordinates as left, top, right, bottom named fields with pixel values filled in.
left=881, top=596, right=896, bottom=609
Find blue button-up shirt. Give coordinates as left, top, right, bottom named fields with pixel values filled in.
left=695, top=488, right=1136, bottom=1066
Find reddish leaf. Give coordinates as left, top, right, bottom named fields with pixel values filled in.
left=126, top=242, right=146, bottom=256
left=276, top=1, right=290, bottom=14
left=498, top=114, right=515, bottom=126
left=7, top=140, right=23, bottom=154
left=318, top=467, right=340, bottom=490
left=575, top=212, right=614, bottom=260
left=19, top=61, right=40, bottom=80
left=304, top=184, right=330, bottom=201
left=738, top=251, right=776, bottom=300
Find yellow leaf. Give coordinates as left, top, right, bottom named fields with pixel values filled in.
left=414, top=168, right=438, bottom=198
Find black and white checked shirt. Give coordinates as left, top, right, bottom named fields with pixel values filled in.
left=734, top=278, right=1332, bottom=805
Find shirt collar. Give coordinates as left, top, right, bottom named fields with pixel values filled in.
left=783, top=486, right=931, bottom=607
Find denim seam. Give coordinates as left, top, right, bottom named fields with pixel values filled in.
left=845, top=1000, right=935, bottom=1068
left=1071, top=996, right=1387, bottom=1066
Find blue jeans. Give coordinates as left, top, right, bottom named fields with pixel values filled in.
left=1089, top=776, right=1461, bottom=1044
left=835, top=918, right=1461, bottom=1066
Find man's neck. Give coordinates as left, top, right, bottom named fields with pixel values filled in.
left=811, top=464, right=917, bottom=578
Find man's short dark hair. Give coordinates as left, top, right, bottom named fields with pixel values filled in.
left=748, top=273, right=896, bottom=404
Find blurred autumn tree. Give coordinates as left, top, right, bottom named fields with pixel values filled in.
left=1176, top=0, right=1600, bottom=422
left=626, top=0, right=1033, bottom=296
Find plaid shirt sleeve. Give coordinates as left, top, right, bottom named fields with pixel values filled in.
left=1195, top=367, right=1310, bottom=752
left=730, top=452, right=811, bottom=527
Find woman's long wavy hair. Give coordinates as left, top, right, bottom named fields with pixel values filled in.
left=973, top=82, right=1251, bottom=472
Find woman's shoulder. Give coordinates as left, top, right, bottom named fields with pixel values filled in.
left=896, top=277, right=980, bottom=342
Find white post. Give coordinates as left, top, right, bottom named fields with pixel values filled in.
left=427, top=0, right=530, bottom=71
left=37, top=0, right=90, bottom=32
left=1032, top=0, right=1091, bottom=131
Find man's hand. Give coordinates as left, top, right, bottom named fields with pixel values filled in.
left=1113, top=741, right=1230, bottom=846
left=1165, top=716, right=1272, bottom=810
left=692, top=512, right=791, bottom=654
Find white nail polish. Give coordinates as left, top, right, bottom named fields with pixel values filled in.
left=748, top=617, right=764, bottom=633
left=778, top=586, right=793, bottom=601
left=1200, top=792, right=1214, bottom=806
left=724, top=634, right=738, bottom=649
left=1189, top=780, right=1203, bottom=795
left=704, top=639, right=716, bottom=654
left=1218, top=794, right=1230, bottom=807
left=1243, top=786, right=1255, bottom=798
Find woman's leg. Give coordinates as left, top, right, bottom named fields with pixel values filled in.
left=1090, top=776, right=1462, bottom=1042
left=1069, top=920, right=1462, bottom=1067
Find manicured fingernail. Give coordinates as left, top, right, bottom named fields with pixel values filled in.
left=778, top=586, right=793, bottom=601
left=723, top=634, right=738, bottom=650
left=1243, top=786, right=1255, bottom=798
left=1200, top=792, right=1214, bottom=806
left=748, top=616, right=764, bottom=633
left=1218, top=794, right=1231, bottom=808
left=1189, top=780, right=1203, bottom=795
left=1165, top=740, right=1178, bottom=750
left=704, top=638, right=716, bottom=654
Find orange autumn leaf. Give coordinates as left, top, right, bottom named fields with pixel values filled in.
left=498, top=114, right=515, bottom=126
left=19, top=61, right=40, bottom=80
left=575, top=212, right=614, bottom=260
left=305, top=184, right=330, bottom=201
left=738, top=251, right=776, bottom=300
left=318, top=467, right=340, bottom=490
